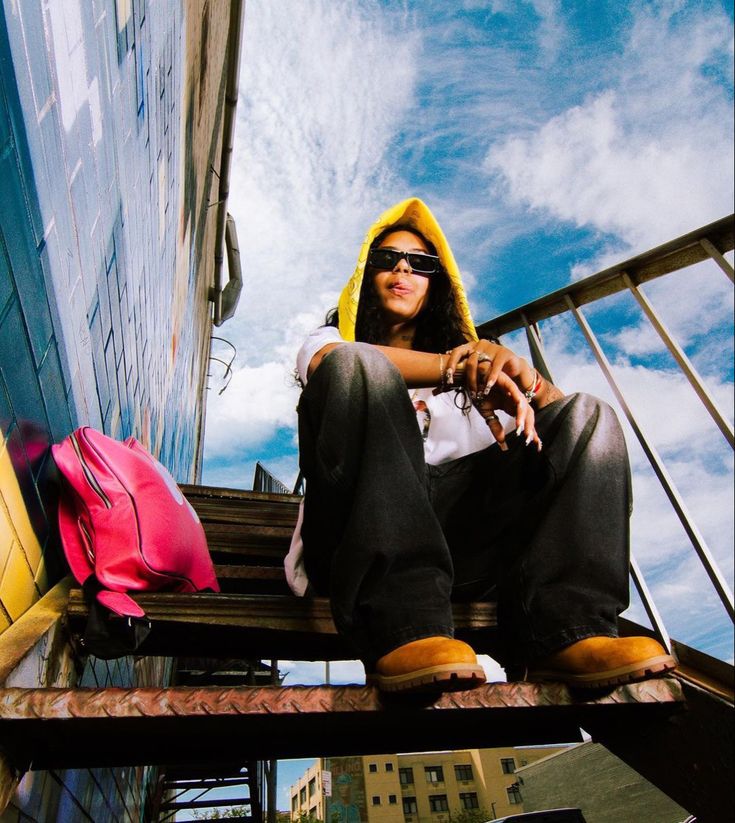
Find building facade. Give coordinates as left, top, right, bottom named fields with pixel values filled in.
left=0, top=0, right=239, bottom=818
left=516, top=742, right=691, bottom=823
left=290, top=747, right=571, bottom=823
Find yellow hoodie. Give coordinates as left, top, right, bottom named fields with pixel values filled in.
left=337, top=197, right=478, bottom=343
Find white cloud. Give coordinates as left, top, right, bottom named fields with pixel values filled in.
left=484, top=4, right=734, bottom=253
left=204, top=0, right=421, bottom=468
left=203, top=361, right=300, bottom=460
left=225, top=0, right=417, bottom=363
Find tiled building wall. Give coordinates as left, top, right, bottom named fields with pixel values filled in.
left=1, top=0, right=233, bottom=819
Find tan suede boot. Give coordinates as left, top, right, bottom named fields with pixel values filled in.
left=526, top=636, right=677, bottom=688
left=368, top=637, right=486, bottom=693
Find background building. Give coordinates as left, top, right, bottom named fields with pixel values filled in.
left=516, top=742, right=690, bottom=823
left=0, top=0, right=241, bottom=818
left=290, top=747, right=572, bottom=823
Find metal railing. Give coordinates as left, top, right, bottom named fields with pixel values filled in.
left=253, top=461, right=292, bottom=495
left=476, top=214, right=735, bottom=651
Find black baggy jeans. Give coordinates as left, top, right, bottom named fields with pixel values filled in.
left=297, top=344, right=632, bottom=669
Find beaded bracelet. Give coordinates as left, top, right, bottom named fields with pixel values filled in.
left=523, top=368, right=543, bottom=402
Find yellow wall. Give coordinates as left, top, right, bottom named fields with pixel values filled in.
left=0, top=436, right=44, bottom=629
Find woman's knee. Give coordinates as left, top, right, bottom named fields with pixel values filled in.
left=319, top=343, right=403, bottom=389
left=538, top=391, right=626, bottom=449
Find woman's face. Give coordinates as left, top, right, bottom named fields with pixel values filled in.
left=371, top=230, right=432, bottom=327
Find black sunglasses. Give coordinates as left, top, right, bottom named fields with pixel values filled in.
left=367, top=247, right=440, bottom=275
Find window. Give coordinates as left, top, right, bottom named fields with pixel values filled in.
left=460, top=792, right=479, bottom=809
left=389, top=794, right=397, bottom=804
left=386, top=762, right=394, bottom=772
left=403, top=797, right=418, bottom=814
left=507, top=784, right=523, bottom=804
left=454, top=764, right=473, bottom=782
left=429, top=794, right=449, bottom=812
left=500, top=757, right=516, bottom=774
left=369, top=763, right=378, bottom=773
left=299, top=787, right=306, bottom=804
left=292, top=796, right=298, bottom=811
left=399, top=767, right=414, bottom=785
left=372, top=796, right=381, bottom=806
left=425, top=765, right=444, bottom=784
left=308, top=777, right=316, bottom=797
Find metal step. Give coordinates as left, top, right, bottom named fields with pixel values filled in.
left=0, top=679, right=683, bottom=771
left=65, top=590, right=498, bottom=660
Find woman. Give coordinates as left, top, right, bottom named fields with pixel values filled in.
left=289, top=197, right=675, bottom=693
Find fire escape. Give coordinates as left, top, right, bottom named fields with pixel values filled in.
left=0, top=216, right=732, bottom=822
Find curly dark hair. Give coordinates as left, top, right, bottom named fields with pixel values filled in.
left=327, top=224, right=475, bottom=352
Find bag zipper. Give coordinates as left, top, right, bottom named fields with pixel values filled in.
left=70, top=432, right=112, bottom=509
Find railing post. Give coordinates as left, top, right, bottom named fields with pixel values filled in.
left=699, top=237, right=734, bottom=283
left=622, top=272, right=734, bottom=448
left=521, top=312, right=555, bottom=385
left=565, top=295, right=734, bottom=622
left=629, top=555, right=672, bottom=652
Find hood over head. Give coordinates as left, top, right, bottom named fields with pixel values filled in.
left=337, top=198, right=478, bottom=342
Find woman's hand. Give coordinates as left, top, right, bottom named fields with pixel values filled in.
left=444, top=339, right=535, bottom=399
left=472, top=368, right=542, bottom=452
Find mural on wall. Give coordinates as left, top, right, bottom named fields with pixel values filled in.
left=324, top=757, right=368, bottom=823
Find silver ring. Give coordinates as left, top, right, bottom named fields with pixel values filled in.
left=486, top=413, right=499, bottom=422
left=476, top=353, right=493, bottom=364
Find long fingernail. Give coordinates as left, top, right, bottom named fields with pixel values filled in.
left=516, top=425, right=522, bottom=436
left=525, top=434, right=533, bottom=446
left=499, top=441, right=508, bottom=452
left=446, top=369, right=454, bottom=385
left=483, top=384, right=492, bottom=396
left=537, top=440, right=543, bottom=452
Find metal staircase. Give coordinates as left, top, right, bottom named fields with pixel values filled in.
left=0, top=484, right=732, bottom=821
left=1, top=216, right=733, bottom=821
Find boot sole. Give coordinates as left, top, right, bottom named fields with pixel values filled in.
left=368, top=663, right=487, bottom=693
left=526, top=654, right=677, bottom=689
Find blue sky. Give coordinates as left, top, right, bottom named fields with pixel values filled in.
left=199, top=0, right=733, bottom=764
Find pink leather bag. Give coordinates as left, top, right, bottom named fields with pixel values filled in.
left=52, top=427, right=219, bottom=654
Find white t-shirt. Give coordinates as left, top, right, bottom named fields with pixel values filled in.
left=286, top=326, right=494, bottom=595
left=296, top=325, right=494, bottom=465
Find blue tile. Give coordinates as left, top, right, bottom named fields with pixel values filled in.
left=107, top=263, right=124, bottom=349
left=0, top=93, right=10, bottom=149
left=0, top=373, right=13, bottom=440
left=0, top=154, right=54, bottom=365
left=37, top=230, right=75, bottom=392
left=0, top=296, right=49, bottom=437
left=0, top=235, right=13, bottom=319
left=38, top=339, right=73, bottom=444
left=89, top=304, right=110, bottom=418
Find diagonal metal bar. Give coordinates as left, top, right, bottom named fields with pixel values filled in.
left=700, top=237, right=734, bottom=283
left=629, top=554, right=672, bottom=653
left=522, top=312, right=555, bottom=385
left=566, top=295, right=734, bottom=622
left=623, top=273, right=734, bottom=448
